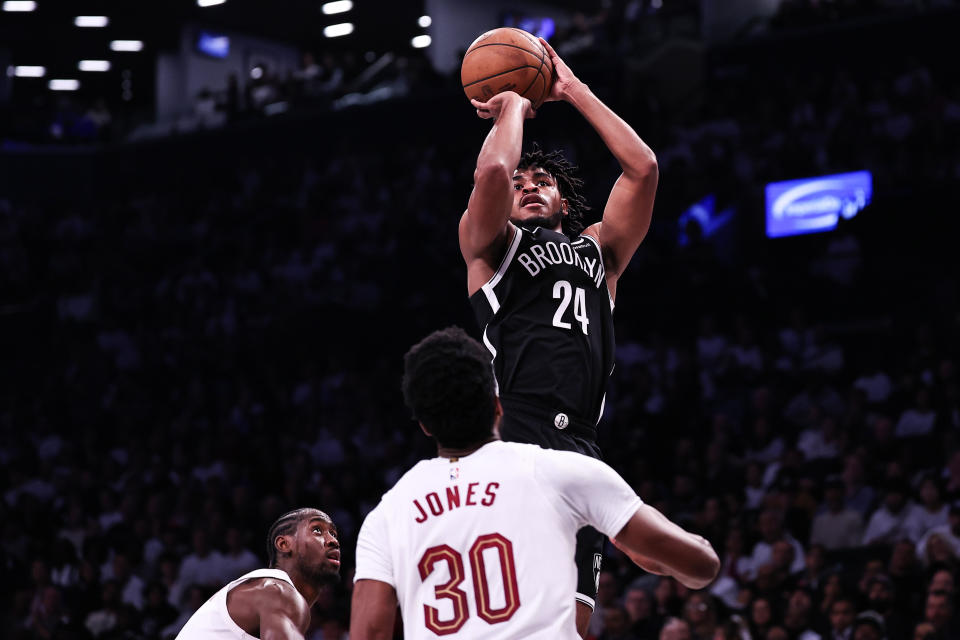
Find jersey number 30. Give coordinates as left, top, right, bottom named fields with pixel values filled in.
left=417, top=533, right=520, bottom=635
left=553, top=280, right=590, bottom=335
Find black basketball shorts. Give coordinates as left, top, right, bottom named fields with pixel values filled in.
left=498, top=397, right=605, bottom=609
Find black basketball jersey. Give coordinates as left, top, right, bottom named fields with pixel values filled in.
left=470, top=225, right=616, bottom=436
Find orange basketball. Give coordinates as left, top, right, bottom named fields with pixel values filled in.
left=461, top=28, right=554, bottom=110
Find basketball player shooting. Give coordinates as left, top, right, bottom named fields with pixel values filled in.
left=459, top=38, right=658, bottom=636
left=349, top=328, right=719, bottom=640
left=175, top=508, right=340, bottom=640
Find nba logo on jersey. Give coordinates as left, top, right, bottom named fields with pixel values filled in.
left=593, top=553, right=603, bottom=593
left=449, top=466, right=460, bottom=481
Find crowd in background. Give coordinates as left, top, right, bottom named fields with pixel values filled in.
left=2, top=6, right=960, bottom=640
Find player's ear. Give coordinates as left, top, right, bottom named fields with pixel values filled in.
left=275, top=534, right=293, bottom=558
left=492, top=397, right=503, bottom=439
left=560, top=198, right=569, bottom=217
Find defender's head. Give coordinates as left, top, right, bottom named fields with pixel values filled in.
left=511, top=145, right=589, bottom=239
left=402, top=327, right=500, bottom=449
left=266, top=508, right=340, bottom=579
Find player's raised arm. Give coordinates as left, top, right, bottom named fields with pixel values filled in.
left=350, top=579, right=398, bottom=640
left=459, top=91, right=535, bottom=294
left=612, top=504, right=720, bottom=590
left=539, top=37, right=657, bottom=295
left=255, top=581, right=311, bottom=640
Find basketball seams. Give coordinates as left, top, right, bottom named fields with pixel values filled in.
left=463, top=42, right=545, bottom=63
left=462, top=65, right=541, bottom=89
left=506, top=27, right=543, bottom=52
left=518, top=41, right=545, bottom=105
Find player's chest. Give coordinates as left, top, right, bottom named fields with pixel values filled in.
left=511, top=238, right=606, bottom=290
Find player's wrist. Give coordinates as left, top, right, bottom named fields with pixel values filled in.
left=561, top=80, right=590, bottom=103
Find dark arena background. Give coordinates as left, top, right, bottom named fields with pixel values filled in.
left=2, top=1, right=960, bottom=638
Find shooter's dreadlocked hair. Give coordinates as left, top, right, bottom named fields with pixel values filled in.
left=517, top=143, right=590, bottom=239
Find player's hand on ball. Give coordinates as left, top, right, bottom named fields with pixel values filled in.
left=538, top=37, right=581, bottom=103
left=470, top=92, right=535, bottom=121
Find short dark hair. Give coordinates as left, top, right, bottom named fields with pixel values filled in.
left=518, top=144, right=589, bottom=239
left=265, top=508, right=324, bottom=568
left=402, top=327, right=496, bottom=449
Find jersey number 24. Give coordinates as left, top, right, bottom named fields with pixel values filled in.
left=553, top=280, right=590, bottom=335
left=417, top=533, right=520, bottom=635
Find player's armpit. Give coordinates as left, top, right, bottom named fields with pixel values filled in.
left=613, top=504, right=720, bottom=590
left=255, top=581, right=311, bottom=640
left=350, top=579, right=399, bottom=640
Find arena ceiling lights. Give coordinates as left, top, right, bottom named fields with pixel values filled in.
left=110, top=40, right=144, bottom=52
left=323, top=22, right=353, bottom=38
left=321, top=1, right=352, bottom=15
left=12, top=65, right=45, bottom=77
left=74, top=16, right=109, bottom=28
left=48, top=78, right=80, bottom=91
left=78, top=60, right=111, bottom=72
left=2, top=1, right=36, bottom=11
left=197, top=0, right=227, bottom=6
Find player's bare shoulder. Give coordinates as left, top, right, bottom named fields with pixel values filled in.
left=460, top=214, right=518, bottom=296
left=227, top=577, right=310, bottom=635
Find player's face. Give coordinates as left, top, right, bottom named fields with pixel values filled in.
left=511, top=166, right=566, bottom=230
left=295, top=512, right=341, bottom=577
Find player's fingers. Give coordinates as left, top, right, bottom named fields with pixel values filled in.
left=539, top=37, right=559, bottom=59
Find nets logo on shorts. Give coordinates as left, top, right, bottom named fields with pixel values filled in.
left=554, top=413, right=569, bottom=430
left=593, top=553, right=602, bottom=593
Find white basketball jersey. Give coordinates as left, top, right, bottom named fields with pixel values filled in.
left=354, top=440, right=642, bottom=639
left=175, top=568, right=294, bottom=640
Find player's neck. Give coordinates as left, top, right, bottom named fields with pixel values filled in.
left=436, top=435, right=499, bottom=459
left=277, top=564, right=321, bottom=607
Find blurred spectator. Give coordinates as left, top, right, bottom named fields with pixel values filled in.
left=922, top=590, right=959, bottom=638
left=863, top=479, right=917, bottom=545
left=906, top=477, right=950, bottom=542
left=811, top=477, right=864, bottom=549
left=827, top=598, right=857, bottom=640
left=896, top=389, right=939, bottom=438
left=85, top=580, right=122, bottom=638
left=747, top=509, right=806, bottom=579
left=851, top=610, right=885, bottom=640
left=624, top=584, right=662, bottom=637
left=220, top=526, right=259, bottom=580
left=177, top=529, right=227, bottom=590
left=599, top=605, right=638, bottom=640
left=660, top=616, right=693, bottom=640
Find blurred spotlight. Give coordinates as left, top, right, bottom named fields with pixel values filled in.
left=418, top=15, right=431, bottom=28
left=78, top=60, right=111, bottom=72
left=74, top=16, right=109, bottom=28
left=321, top=1, right=352, bottom=15
left=411, top=35, right=431, bottom=49
left=323, top=23, right=353, bottom=38
left=48, top=79, right=80, bottom=91
left=250, top=65, right=264, bottom=80
left=110, top=40, right=144, bottom=52
left=197, top=0, right=227, bottom=6
left=13, top=65, right=45, bottom=77
left=2, top=1, right=37, bottom=11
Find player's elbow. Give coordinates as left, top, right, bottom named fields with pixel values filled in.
left=473, top=160, right=512, bottom=191
left=626, top=152, right=658, bottom=184
left=685, top=548, right=721, bottom=589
